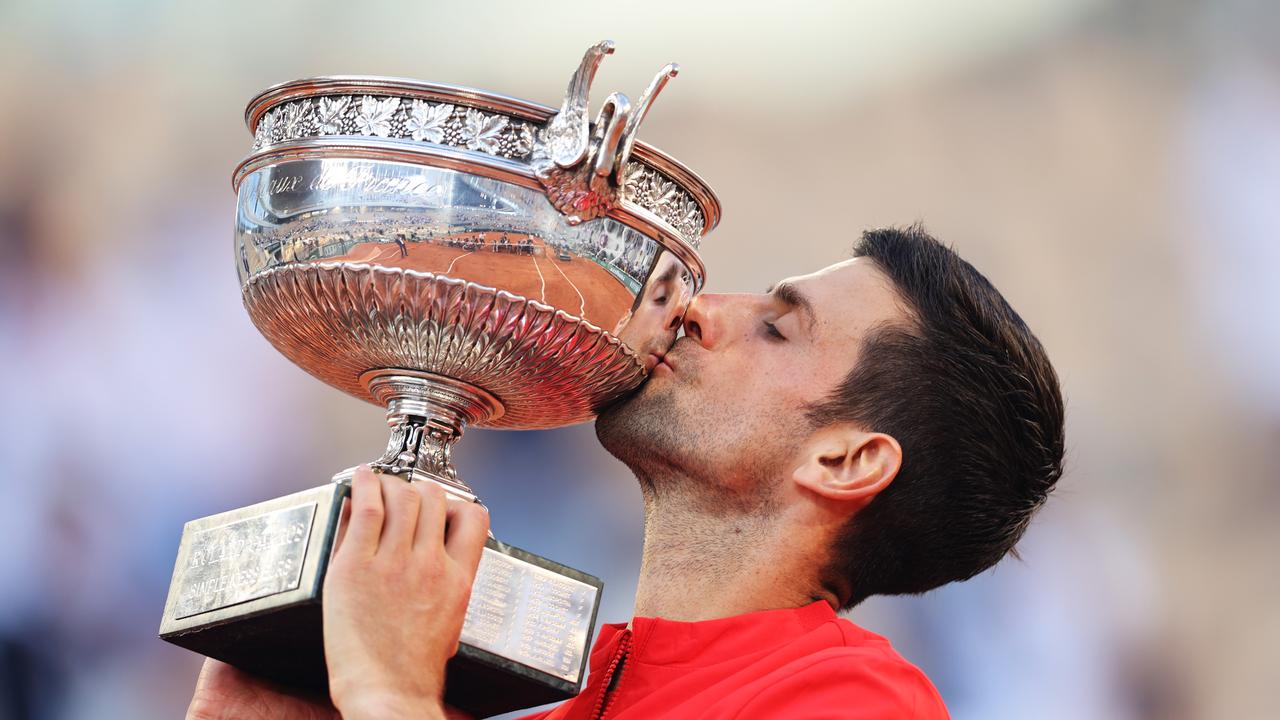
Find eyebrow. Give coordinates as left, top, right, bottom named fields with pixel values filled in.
left=766, top=281, right=817, bottom=332
left=655, top=261, right=679, bottom=284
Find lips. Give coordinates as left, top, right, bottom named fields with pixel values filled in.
left=654, top=341, right=689, bottom=373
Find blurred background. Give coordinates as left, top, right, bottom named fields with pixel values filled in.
left=1, top=0, right=1277, bottom=718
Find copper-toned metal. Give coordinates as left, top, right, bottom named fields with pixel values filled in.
left=163, top=42, right=720, bottom=709
left=242, top=262, right=645, bottom=429
left=233, top=40, right=717, bottom=484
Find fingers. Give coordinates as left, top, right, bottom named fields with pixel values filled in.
left=408, top=481, right=487, bottom=579
left=411, top=479, right=448, bottom=555
left=377, top=473, right=421, bottom=557
left=341, top=468, right=487, bottom=575
left=344, top=466, right=384, bottom=557
left=192, top=657, right=219, bottom=690
left=332, top=497, right=351, bottom=554
left=444, top=499, right=489, bottom=578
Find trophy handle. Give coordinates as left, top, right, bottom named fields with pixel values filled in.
left=336, top=370, right=504, bottom=508
left=544, top=40, right=616, bottom=169
left=613, top=63, right=679, bottom=185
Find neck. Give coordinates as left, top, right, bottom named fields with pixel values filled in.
left=631, top=478, right=838, bottom=622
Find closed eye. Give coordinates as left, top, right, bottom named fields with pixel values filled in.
left=763, top=321, right=786, bottom=341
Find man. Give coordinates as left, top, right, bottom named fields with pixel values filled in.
left=615, top=253, right=694, bottom=371
left=187, top=225, right=1064, bottom=719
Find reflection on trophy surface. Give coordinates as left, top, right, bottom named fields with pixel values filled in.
left=614, top=252, right=694, bottom=369
left=158, top=41, right=719, bottom=717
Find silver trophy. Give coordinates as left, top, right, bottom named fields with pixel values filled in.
left=158, top=41, right=719, bottom=716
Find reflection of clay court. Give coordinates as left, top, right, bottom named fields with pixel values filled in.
left=336, top=234, right=633, bottom=329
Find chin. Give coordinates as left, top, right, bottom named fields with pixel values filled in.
left=595, top=379, right=685, bottom=470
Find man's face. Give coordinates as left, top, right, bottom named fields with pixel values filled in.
left=614, top=253, right=694, bottom=371
left=597, top=257, right=910, bottom=502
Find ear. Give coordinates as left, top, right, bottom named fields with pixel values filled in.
left=791, top=427, right=902, bottom=506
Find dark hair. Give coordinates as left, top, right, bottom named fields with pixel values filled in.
left=810, top=225, right=1065, bottom=608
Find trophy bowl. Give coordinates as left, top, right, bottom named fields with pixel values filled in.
left=161, top=42, right=720, bottom=716
left=231, top=43, right=718, bottom=495
left=236, top=163, right=695, bottom=429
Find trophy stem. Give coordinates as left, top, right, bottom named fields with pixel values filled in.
left=357, top=370, right=505, bottom=504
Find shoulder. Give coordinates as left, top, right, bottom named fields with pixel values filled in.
left=733, top=619, right=949, bottom=719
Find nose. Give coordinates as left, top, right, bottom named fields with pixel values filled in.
left=663, top=296, right=685, bottom=332
left=682, top=293, right=724, bottom=348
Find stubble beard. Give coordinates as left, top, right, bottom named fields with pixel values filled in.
left=597, top=372, right=789, bottom=594
left=595, top=377, right=690, bottom=494
left=596, top=371, right=789, bottom=521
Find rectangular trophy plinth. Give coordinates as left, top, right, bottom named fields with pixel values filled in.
left=159, top=484, right=603, bottom=718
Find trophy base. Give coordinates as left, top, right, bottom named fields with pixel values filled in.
left=160, top=484, right=602, bottom=718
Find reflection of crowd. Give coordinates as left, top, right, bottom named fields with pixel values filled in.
left=613, top=232, right=653, bottom=282
left=246, top=214, right=548, bottom=262
left=549, top=226, right=656, bottom=286
left=443, top=232, right=537, bottom=255
left=251, top=214, right=656, bottom=284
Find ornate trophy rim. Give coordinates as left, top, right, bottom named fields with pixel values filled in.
left=232, top=49, right=720, bottom=279
left=239, top=73, right=721, bottom=236
left=232, top=141, right=706, bottom=291
left=162, top=46, right=716, bottom=710
left=234, top=42, right=711, bottom=430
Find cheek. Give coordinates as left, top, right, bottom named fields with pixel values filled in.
left=668, top=358, right=815, bottom=474
left=688, top=359, right=799, bottom=422
left=742, top=359, right=825, bottom=428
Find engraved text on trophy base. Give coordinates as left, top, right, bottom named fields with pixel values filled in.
left=174, top=503, right=318, bottom=620
left=460, top=548, right=596, bottom=683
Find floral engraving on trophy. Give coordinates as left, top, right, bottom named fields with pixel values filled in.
left=279, top=100, right=312, bottom=139
left=461, top=107, right=508, bottom=153
left=248, top=96, right=704, bottom=247
left=405, top=99, right=453, bottom=143
left=253, top=108, right=275, bottom=150
left=355, top=95, right=400, bottom=137
left=621, top=163, right=705, bottom=248
left=252, top=94, right=538, bottom=162
left=316, top=95, right=349, bottom=136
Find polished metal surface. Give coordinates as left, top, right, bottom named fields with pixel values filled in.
left=361, top=371, right=500, bottom=502
left=237, top=153, right=697, bottom=429
left=529, top=40, right=681, bottom=228
left=173, top=503, right=318, bottom=620
left=161, top=484, right=347, bottom=638
left=233, top=41, right=714, bottom=488
left=161, top=487, right=598, bottom=686
left=236, top=46, right=719, bottom=250
left=461, top=546, right=599, bottom=684
left=161, top=42, right=713, bottom=690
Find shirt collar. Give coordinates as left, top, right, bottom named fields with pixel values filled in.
left=589, top=600, right=837, bottom=669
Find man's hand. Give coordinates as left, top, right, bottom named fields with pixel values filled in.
left=186, top=659, right=338, bottom=720
left=323, top=466, right=490, bottom=720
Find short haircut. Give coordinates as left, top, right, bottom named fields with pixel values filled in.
left=809, top=225, right=1065, bottom=608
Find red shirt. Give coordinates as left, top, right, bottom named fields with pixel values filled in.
left=519, top=601, right=949, bottom=720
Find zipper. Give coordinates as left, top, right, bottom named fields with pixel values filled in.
left=590, top=629, right=633, bottom=720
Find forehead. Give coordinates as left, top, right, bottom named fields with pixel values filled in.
left=784, top=257, right=910, bottom=343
